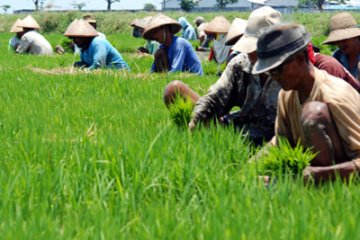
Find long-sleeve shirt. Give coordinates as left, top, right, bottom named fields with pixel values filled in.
left=16, top=31, right=53, bottom=55
left=192, top=53, right=281, bottom=141
left=274, top=68, right=360, bottom=166
left=80, top=36, right=130, bottom=71
left=151, top=36, right=203, bottom=75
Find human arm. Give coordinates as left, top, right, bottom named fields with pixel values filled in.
left=16, top=35, right=30, bottom=54
left=189, top=54, right=248, bottom=128
left=303, top=160, right=360, bottom=183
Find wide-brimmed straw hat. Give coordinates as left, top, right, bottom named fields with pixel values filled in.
left=19, top=15, right=40, bottom=29
left=204, top=16, right=230, bottom=34
left=323, top=12, right=360, bottom=45
left=10, top=19, right=24, bottom=33
left=252, top=24, right=311, bottom=75
left=232, top=6, right=281, bottom=53
left=142, top=14, right=181, bottom=40
left=225, top=18, right=247, bottom=46
left=64, top=19, right=99, bottom=37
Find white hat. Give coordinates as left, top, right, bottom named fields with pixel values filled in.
left=64, top=19, right=99, bottom=37
left=232, top=6, right=281, bottom=53
left=19, top=15, right=41, bottom=29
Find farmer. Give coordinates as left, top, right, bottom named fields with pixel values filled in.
left=8, top=19, right=24, bottom=52
left=131, top=16, right=160, bottom=55
left=252, top=23, right=360, bottom=183
left=16, top=15, right=53, bottom=55
left=142, top=14, right=203, bottom=75
left=203, top=16, right=231, bottom=65
left=64, top=19, right=130, bottom=71
left=323, top=12, right=360, bottom=79
left=178, top=17, right=197, bottom=41
left=194, top=16, right=207, bottom=46
left=164, top=6, right=283, bottom=145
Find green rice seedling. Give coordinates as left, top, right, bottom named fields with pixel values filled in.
left=256, top=137, right=317, bottom=178
left=168, top=94, right=194, bottom=128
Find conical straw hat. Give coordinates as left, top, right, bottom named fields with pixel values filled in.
left=64, top=19, right=99, bottom=37
left=10, top=19, right=24, bottom=33
left=225, top=18, right=247, bottom=46
left=204, top=16, right=230, bottom=34
left=136, top=16, right=153, bottom=29
left=130, top=18, right=140, bottom=27
left=19, top=15, right=40, bottom=29
left=323, top=12, right=360, bottom=44
left=143, top=14, right=181, bottom=40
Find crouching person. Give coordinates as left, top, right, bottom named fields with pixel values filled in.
left=64, top=19, right=130, bottom=71
left=252, top=23, right=360, bottom=183
left=142, top=14, right=203, bottom=75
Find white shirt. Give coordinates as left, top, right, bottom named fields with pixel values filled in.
left=16, top=31, right=53, bottom=55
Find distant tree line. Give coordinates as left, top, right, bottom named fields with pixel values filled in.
left=12, top=0, right=349, bottom=13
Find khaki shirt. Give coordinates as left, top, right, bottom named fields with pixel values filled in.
left=274, top=67, right=360, bottom=165
left=16, top=31, right=53, bottom=55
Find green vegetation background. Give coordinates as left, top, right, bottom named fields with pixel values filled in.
left=0, top=11, right=359, bottom=239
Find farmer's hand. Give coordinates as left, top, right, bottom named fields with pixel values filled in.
left=303, top=166, right=323, bottom=184
left=55, top=45, right=65, bottom=55
left=188, top=119, right=196, bottom=132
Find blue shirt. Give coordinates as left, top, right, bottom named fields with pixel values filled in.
left=178, top=17, right=197, bottom=41
left=80, top=37, right=130, bottom=71
left=182, top=25, right=197, bottom=41
left=151, top=36, right=203, bottom=75
left=332, top=48, right=360, bottom=78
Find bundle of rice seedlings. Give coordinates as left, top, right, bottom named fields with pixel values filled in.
left=257, top=137, right=317, bottom=178
left=168, top=95, right=194, bottom=128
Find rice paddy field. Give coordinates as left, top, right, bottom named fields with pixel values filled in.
left=0, top=11, right=359, bottom=239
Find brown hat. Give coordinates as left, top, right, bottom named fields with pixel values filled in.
left=204, top=16, right=230, bottom=34
left=225, top=18, right=247, bottom=46
left=19, top=15, right=40, bottom=29
left=64, top=19, right=99, bottom=37
left=143, top=14, right=181, bottom=40
left=253, top=24, right=311, bottom=75
left=82, top=14, right=97, bottom=23
left=10, top=19, right=24, bottom=33
left=323, top=12, right=360, bottom=45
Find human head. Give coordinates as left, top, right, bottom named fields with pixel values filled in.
left=178, top=17, right=189, bottom=29
left=64, top=19, right=98, bottom=49
left=252, top=23, right=311, bottom=79
left=194, top=16, right=204, bottom=27
left=323, top=12, right=360, bottom=45
left=18, top=15, right=40, bottom=32
left=82, top=14, right=97, bottom=29
left=204, top=16, right=230, bottom=36
left=323, top=12, right=360, bottom=56
left=232, top=6, right=282, bottom=55
left=10, top=19, right=24, bottom=37
left=142, top=14, right=181, bottom=41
